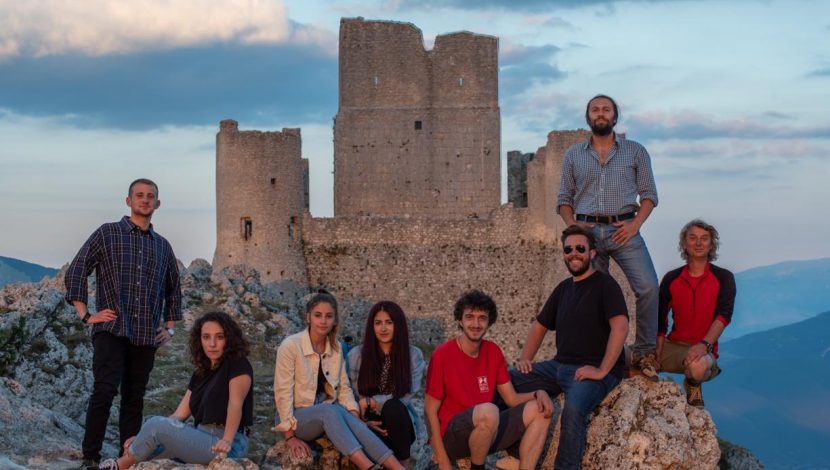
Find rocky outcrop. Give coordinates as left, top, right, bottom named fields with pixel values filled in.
left=540, top=376, right=720, bottom=469
left=0, top=261, right=758, bottom=469
left=719, top=440, right=765, bottom=470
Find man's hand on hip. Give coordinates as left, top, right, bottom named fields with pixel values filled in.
left=612, top=219, right=641, bottom=245
left=87, top=309, right=117, bottom=324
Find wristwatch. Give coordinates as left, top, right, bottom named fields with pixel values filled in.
left=81, top=312, right=91, bottom=324
left=167, top=328, right=175, bottom=337
left=699, top=339, right=714, bottom=354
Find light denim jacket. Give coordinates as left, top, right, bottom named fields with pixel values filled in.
left=273, top=330, right=359, bottom=432
left=347, top=345, right=426, bottom=440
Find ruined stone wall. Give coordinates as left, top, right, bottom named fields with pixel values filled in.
left=526, top=130, right=592, bottom=241
left=334, top=18, right=500, bottom=219
left=507, top=150, right=533, bottom=208
left=213, top=120, right=307, bottom=284
left=302, top=206, right=567, bottom=362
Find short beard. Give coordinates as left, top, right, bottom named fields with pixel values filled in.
left=565, top=256, right=592, bottom=277
left=590, top=121, right=614, bottom=136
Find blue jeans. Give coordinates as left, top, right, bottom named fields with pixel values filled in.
left=294, top=403, right=393, bottom=464
left=591, top=223, right=659, bottom=357
left=129, top=416, right=248, bottom=463
left=511, top=361, right=620, bottom=470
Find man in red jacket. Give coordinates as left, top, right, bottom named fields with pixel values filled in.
left=658, top=219, right=736, bottom=408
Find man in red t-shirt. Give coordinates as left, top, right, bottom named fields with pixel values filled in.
left=658, top=219, right=736, bottom=408
left=425, top=290, right=553, bottom=470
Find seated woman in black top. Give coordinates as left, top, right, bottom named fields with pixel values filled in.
left=97, top=311, right=253, bottom=470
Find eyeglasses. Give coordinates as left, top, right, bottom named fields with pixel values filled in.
left=563, top=244, right=587, bottom=254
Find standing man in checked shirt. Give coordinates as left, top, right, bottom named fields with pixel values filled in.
left=65, top=178, right=182, bottom=468
left=557, top=95, right=661, bottom=380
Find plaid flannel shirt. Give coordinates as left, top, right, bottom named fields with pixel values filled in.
left=557, top=134, right=658, bottom=216
left=65, top=216, right=182, bottom=346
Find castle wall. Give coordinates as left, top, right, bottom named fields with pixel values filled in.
left=334, top=18, right=500, bottom=219
left=507, top=150, right=533, bottom=208
left=302, top=206, right=567, bottom=361
left=213, top=120, right=307, bottom=284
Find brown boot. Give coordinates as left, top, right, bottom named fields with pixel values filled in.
left=684, top=378, right=705, bottom=408
left=634, top=352, right=659, bottom=382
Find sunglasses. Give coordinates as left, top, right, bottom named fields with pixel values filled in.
left=563, top=244, right=587, bottom=254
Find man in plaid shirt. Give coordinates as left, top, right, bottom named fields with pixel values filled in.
left=557, top=95, right=661, bottom=380
left=65, top=178, right=182, bottom=468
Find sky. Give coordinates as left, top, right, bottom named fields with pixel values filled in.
left=1, top=0, right=828, bottom=276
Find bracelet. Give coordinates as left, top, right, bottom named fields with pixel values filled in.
left=286, top=435, right=297, bottom=442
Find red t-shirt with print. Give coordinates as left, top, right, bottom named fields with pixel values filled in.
left=425, top=338, right=510, bottom=436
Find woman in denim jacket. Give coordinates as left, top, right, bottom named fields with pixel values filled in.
left=274, top=291, right=405, bottom=470
left=348, top=301, right=426, bottom=467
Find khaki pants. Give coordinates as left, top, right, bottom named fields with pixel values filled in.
left=659, top=340, right=721, bottom=381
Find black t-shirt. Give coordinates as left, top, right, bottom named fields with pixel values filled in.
left=188, top=356, right=254, bottom=428
left=537, top=270, right=628, bottom=379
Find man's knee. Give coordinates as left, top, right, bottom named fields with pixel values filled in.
left=522, top=400, right=550, bottom=426
left=472, top=403, right=500, bottom=432
left=686, top=356, right=713, bottom=382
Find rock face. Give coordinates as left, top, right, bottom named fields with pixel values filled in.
left=0, top=261, right=757, bottom=469
left=540, top=377, right=720, bottom=469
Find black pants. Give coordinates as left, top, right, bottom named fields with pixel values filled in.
left=82, top=332, right=157, bottom=461
left=377, top=398, right=415, bottom=460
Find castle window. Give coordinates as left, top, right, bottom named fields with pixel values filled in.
left=241, top=217, right=252, bottom=241
left=289, top=216, right=300, bottom=242
left=373, top=74, right=379, bottom=86
left=270, top=177, right=276, bottom=185
left=414, top=120, right=422, bottom=130
left=459, top=77, right=464, bottom=86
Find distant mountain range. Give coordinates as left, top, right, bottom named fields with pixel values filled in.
left=704, top=311, right=830, bottom=469
left=0, top=256, right=59, bottom=287
left=727, top=257, right=830, bottom=339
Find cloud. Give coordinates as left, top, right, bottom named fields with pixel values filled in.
left=499, top=43, right=566, bottom=99
left=626, top=110, right=830, bottom=141
left=0, top=42, right=338, bottom=130
left=396, top=0, right=681, bottom=12
left=0, top=0, right=291, bottom=60
left=807, top=67, right=830, bottom=77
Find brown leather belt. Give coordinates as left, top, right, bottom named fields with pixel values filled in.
left=576, top=212, right=635, bottom=224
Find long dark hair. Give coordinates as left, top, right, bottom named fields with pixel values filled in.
left=189, top=311, right=249, bottom=376
left=357, top=301, right=412, bottom=398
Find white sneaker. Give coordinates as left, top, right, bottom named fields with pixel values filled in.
left=97, top=459, right=119, bottom=470
left=495, top=454, right=520, bottom=470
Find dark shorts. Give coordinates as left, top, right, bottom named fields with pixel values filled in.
left=442, top=403, right=527, bottom=460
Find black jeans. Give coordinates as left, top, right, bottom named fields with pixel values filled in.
left=82, top=332, right=157, bottom=461
left=377, top=398, right=415, bottom=460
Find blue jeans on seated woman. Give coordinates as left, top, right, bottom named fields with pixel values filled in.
left=293, top=403, right=394, bottom=464
left=128, top=416, right=248, bottom=464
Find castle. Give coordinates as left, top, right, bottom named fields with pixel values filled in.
left=212, top=18, right=612, bottom=357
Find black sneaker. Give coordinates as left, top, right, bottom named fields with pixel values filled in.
left=78, top=459, right=99, bottom=470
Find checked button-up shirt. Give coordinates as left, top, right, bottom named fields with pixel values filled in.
left=65, top=216, right=182, bottom=346
left=557, top=134, right=658, bottom=217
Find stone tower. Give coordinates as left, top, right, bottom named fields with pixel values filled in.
left=213, top=120, right=308, bottom=284
left=334, top=18, right=500, bottom=219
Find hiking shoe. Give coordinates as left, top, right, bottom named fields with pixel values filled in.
left=97, top=459, right=119, bottom=470
left=684, top=378, right=705, bottom=408
left=495, top=454, right=520, bottom=470
left=78, top=459, right=99, bottom=470
left=634, top=352, right=659, bottom=382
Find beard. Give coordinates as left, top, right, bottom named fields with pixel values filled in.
left=589, top=119, right=614, bottom=136
left=565, top=255, right=592, bottom=277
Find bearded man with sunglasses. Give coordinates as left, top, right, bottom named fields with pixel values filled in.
left=511, top=225, right=629, bottom=469
left=557, top=94, right=660, bottom=381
